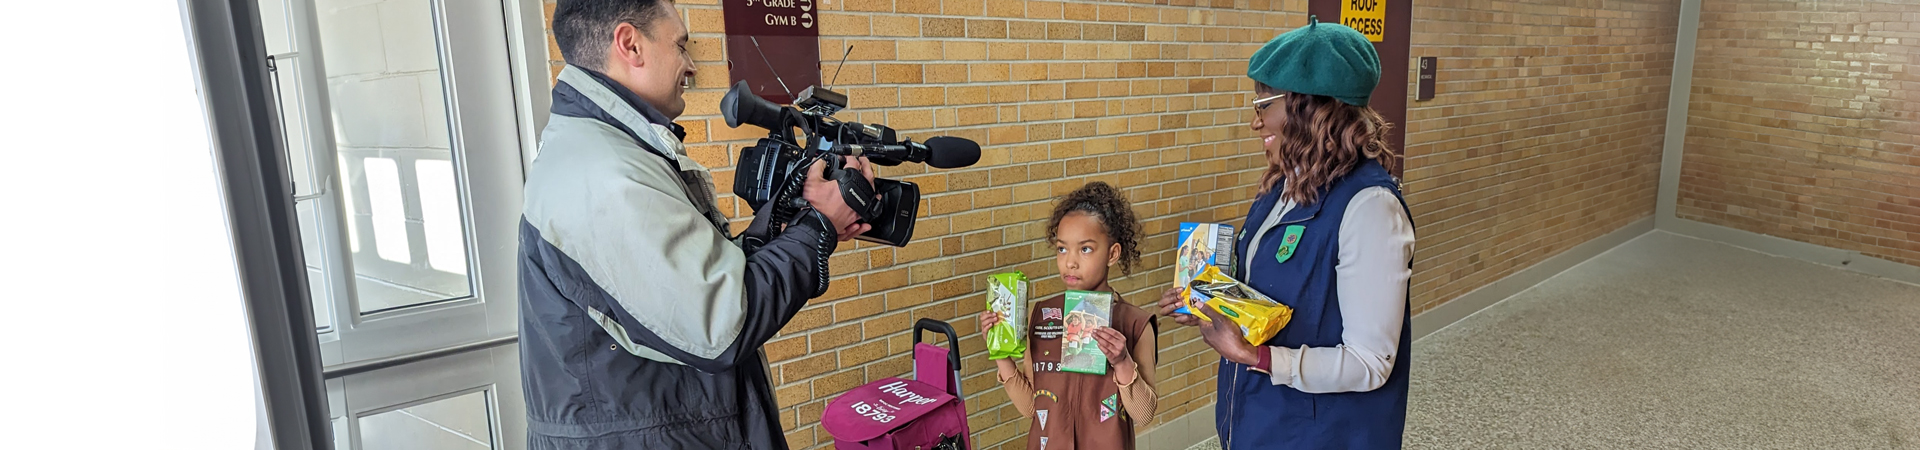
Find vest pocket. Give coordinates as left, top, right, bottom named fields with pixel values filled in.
left=1277, top=386, right=1318, bottom=420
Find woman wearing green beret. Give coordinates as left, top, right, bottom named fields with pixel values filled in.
left=1158, top=18, right=1415, bottom=449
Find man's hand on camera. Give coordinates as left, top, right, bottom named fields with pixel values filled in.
left=845, top=155, right=878, bottom=188
left=803, top=157, right=877, bottom=241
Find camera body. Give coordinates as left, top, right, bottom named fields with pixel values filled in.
left=722, top=82, right=979, bottom=248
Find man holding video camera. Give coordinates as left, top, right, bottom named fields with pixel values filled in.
left=517, top=1, right=874, bottom=448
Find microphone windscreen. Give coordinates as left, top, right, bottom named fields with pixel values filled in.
left=923, top=136, right=981, bottom=169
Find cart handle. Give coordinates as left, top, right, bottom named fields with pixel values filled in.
left=913, top=318, right=962, bottom=371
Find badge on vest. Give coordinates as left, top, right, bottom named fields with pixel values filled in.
left=1100, top=394, right=1118, bottom=422
left=1036, top=308, right=1065, bottom=341
left=1275, top=225, right=1305, bottom=263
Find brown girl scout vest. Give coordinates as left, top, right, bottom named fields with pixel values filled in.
left=1024, top=293, right=1154, bottom=450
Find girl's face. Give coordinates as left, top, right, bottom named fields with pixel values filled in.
left=1054, top=211, right=1121, bottom=291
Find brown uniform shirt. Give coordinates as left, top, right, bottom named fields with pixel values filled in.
left=998, top=293, right=1159, bottom=450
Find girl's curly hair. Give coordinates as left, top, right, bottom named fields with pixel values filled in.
left=1046, top=181, right=1143, bottom=275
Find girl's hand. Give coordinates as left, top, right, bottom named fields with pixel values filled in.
left=978, top=311, right=1002, bottom=336
left=1197, top=305, right=1260, bottom=366
left=1092, top=327, right=1132, bottom=366
left=1156, top=287, right=1200, bottom=327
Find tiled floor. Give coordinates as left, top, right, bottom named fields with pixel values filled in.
left=1185, top=436, right=1222, bottom=450
left=1188, top=231, right=1920, bottom=449
left=1410, top=232, right=1920, bottom=448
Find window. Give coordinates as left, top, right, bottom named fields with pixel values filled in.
left=257, top=0, right=546, bottom=447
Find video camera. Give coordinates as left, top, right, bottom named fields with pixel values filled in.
left=720, top=81, right=980, bottom=248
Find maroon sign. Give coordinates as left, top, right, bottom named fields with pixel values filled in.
left=723, top=0, right=821, bottom=104
left=1311, top=0, right=1409, bottom=177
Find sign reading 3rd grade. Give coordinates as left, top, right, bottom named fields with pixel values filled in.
left=1342, top=0, right=1386, bottom=42
left=725, top=0, right=822, bottom=104
left=742, top=0, right=814, bottom=30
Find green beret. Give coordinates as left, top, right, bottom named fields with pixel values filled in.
left=1247, top=16, right=1381, bottom=106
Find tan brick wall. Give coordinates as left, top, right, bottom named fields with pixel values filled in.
left=542, top=1, right=1307, bottom=448
left=1402, top=0, right=1678, bottom=314
left=1677, top=0, right=1920, bottom=267
left=536, top=0, right=1698, bottom=447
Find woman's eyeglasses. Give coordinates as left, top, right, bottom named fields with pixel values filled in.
left=1251, top=93, right=1286, bottom=113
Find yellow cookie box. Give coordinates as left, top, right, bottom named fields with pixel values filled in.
left=1183, top=265, right=1293, bottom=346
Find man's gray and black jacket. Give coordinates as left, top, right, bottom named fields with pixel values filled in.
left=519, top=65, right=836, bottom=449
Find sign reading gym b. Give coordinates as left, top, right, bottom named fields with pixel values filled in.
left=724, top=0, right=821, bottom=104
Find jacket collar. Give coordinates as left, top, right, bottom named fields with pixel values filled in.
left=1275, top=189, right=1324, bottom=225
left=1270, top=159, right=1394, bottom=225
left=559, top=65, right=687, bottom=141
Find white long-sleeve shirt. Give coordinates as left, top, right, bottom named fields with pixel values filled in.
left=1243, top=186, right=1414, bottom=393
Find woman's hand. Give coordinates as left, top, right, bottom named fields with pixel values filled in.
left=1156, top=287, right=1201, bottom=327
left=978, top=311, right=1002, bottom=336
left=1091, top=327, right=1131, bottom=366
left=1197, top=305, right=1261, bottom=366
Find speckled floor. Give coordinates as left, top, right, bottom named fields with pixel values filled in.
left=1189, top=231, right=1920, bottom=449
left=1185, top=436, right=1222, bottom=450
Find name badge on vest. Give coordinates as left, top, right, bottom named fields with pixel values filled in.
left=1275, top=225, right=1305, bottom=263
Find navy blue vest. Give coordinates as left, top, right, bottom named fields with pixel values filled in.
left=1214, top=159, right=1413, bottom=449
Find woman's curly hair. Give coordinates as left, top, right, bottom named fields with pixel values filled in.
left=1046, top=181, right=1144, bottom=276
left=1259, top=86, right=1399, bottom=206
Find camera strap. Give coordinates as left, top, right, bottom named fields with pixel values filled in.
left=831, top=158, right=884, bottom=223
left=739, top=155, right=814, bottom=253
left=738, top=199, right=779, bottom=254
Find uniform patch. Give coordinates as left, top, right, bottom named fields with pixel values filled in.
left=1037, top=409, right=1048, bottom=430
left=1100, top=393, right=1119, bottom=422
left=1275, top=225, right=1306, bottom=263
left=1035, top=321, right=1064, bottom=340
left=1037, top=308, right=1066, bottom=339
left=1033, top=390, right=1058, bottom=403
left=1039, top=437, right=1048, bottom=450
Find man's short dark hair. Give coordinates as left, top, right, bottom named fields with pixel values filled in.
left=552, top=0, right=673, bottom=70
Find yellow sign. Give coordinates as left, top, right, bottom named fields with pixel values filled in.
left=1341, top=0, right=1386, bottom=42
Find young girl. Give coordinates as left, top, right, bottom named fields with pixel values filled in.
left=978, top=181, right=1158, bottom=450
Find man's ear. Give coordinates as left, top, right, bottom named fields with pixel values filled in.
left=609, top=22, right=646, bottom=70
